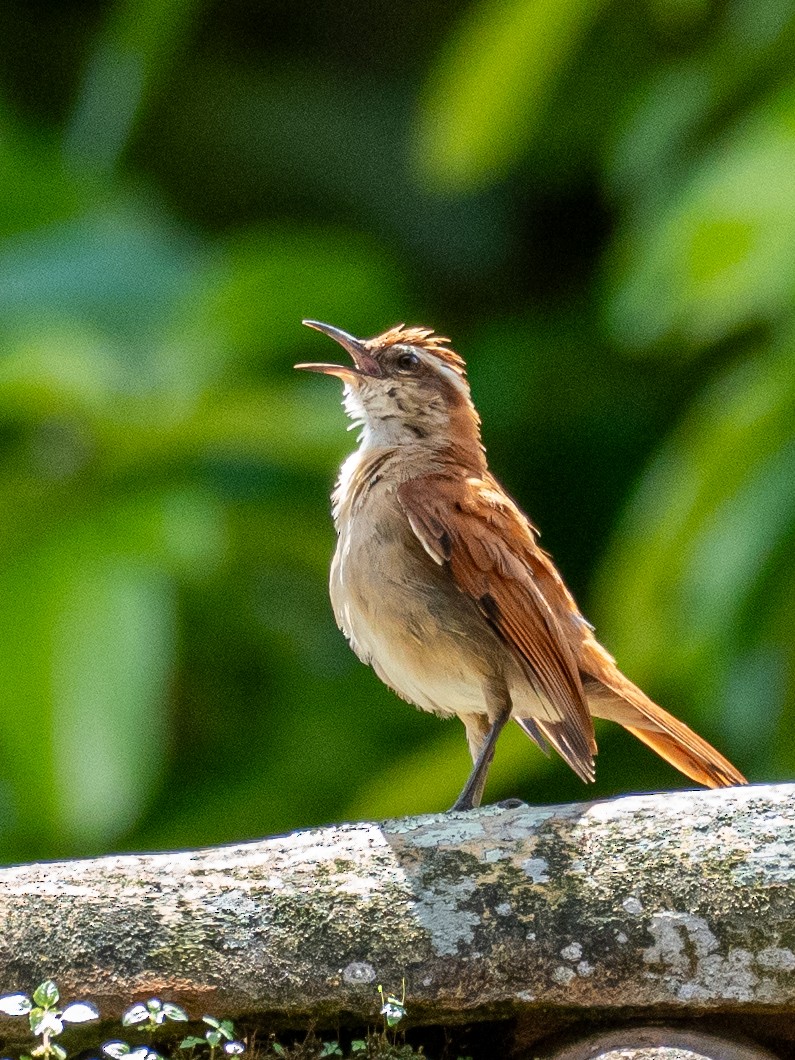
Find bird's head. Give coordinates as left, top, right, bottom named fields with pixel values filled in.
left=296, top=320, right=483, bottom=457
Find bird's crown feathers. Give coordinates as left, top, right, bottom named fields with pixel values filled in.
left=364, top=324, right=467, bottom=378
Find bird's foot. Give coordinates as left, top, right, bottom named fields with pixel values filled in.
left=448, top=795, right=526, bottom=812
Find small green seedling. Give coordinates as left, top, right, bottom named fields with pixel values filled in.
left=102, top=1042, right=164, bottom=1060
left=122, top=1000, right=189, bottom=1035
left=0, top=980, right=99, bottom=1060
left=377, top=981, right=406, bottom=1029
left=318, top=1045, right=342, bottom=1059
left=179, top=1016, right=245, bottom=1058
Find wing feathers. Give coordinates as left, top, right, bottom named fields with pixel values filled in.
left=397, top=471, right=743, bottom=791
left=403, top=507, right=449, bottom=564
left=397, top=471, right=744, bottom=790
left=398, top=474, right=596, bottom=777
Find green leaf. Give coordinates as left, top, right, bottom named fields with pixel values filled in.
left=593, top=336, right=795, bottom=767
left=0, top=487, right=226, bottom=859
left=162, top=1004, right=188, bottom=1022
left=380, top=1001, right=405, bottom=1028
left=415, top=0, right=605, bottom=190
left=103, top=1041, right=132, bottom=1058
left=606, top=0, right=795, bottom=204
left=606, top=61, right=715, bottom=205
left=65, top=0, right=208, bottom=172
left=179, top=1038, right=206, bottom=1050
left=32, top=982, right=59, bottom=1009
left=30, top=1009, right=63, bottom=1037
left=0, top=993, right=33, bottom=1016
left=61, top=1002, right=99, bottom=1024
left=0, top=105, right=84, bottom=239
left=0, top=204, right=201, bottom=342
left=122, top=1005, right=149, bottom=1027
left=0, top=326, right=121, bottom=428
left=51, top=553, right=175, bottom=849
left=607, top=81, right=795, bottom=353
left=50, top=1044, right=67, bottom=1060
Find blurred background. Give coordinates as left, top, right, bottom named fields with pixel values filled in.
left=0, top=0, right=792, bottom=863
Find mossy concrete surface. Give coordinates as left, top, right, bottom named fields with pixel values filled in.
left=0, top=784, right=792, bottom=1034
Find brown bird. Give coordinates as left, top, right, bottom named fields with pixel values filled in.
left=296, top=320, right=746, bottom=810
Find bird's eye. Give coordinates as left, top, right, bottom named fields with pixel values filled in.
left=396, top=351, right=420, bottom=371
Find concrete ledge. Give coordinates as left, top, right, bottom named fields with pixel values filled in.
left=0, top=784, right=792, bottom=1035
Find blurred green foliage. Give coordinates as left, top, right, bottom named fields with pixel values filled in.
left=0, top=0, right=792, bottom=862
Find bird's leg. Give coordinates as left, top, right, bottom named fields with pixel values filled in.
left=451, top=696, right=512, bottom=811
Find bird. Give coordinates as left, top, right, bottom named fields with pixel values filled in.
left=295, top=320, right=747, bottom=811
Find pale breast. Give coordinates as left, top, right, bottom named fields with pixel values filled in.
left=330, top=482, right=498, bottom=718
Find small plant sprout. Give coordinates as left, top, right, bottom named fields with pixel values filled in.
left=377, top=980, right=406, bottom=1029
left=102, top=1042, right=164, bottom=1060
left=122, top=1000, right=189, bottom=1035
left=318, top=1045, right=342, bottom=1059
left=179, top=1016, right=245, bottom=1058
left=0, top=980, right=99, bottom=1060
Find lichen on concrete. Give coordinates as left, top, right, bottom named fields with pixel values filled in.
left=0, top=784, right=792, bottom=1032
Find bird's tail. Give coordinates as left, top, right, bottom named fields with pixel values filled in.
left=584, top=672, right=746, bottom=788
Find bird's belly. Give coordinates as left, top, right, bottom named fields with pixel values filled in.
left=362, top=630, right=487, bottom=717
left=330, top=523, right=493, bottom=717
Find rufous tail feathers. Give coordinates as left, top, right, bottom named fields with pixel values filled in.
left=584, top=672, right=746, bottom=788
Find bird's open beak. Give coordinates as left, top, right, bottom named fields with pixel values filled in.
left=295, top=320, right=383, bottom=379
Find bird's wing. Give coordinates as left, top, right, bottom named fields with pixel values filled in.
left=398, top=473, right=596, bottom=776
